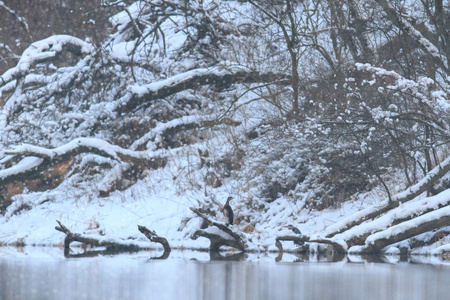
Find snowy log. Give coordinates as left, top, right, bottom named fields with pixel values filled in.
left=137, top=225, right=171, bottom=258
left=334, top=189, right=450, bottom=247
left=275, top=235, right=346, bottom=253
left=55, top=220, right=141, bottom=254
left=324, top=156, right=450, bottom=238
left=190, top=207, right=246, bottom=251
left=117, top=66, right=291, bottom=113
left=55, top=221, right=171, bottom=258
left=362, top=205, right=450, bottom=253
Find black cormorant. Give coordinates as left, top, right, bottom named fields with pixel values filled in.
left=223, top=196, right=234, bottom=226
left=284, top=224, right=301, bottom=235
left=284, top=224, right=304, bottom=246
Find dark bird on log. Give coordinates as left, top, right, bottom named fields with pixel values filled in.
left=283, top=224, right=304, bottom=246
left=284, top=224, right=301, bottom=234
left=223, top=196, right=234, bottom=226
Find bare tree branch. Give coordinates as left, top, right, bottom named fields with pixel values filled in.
left=117, top=66, right=291, bottom=113
left=190, top=207, right=247, bottom=251
left=0, top=137, right=166, bottom=186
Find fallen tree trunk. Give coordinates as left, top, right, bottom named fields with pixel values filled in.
left=118, top=66, right=291, bottom=113
left=0, top=138, right=167, bottom=211
left=55, top=220, right=141, bottom=253
left=335, top=189, right=450, bottom=247
left=55, top=221, right=171, bottom=258
left=190, top=207, right=246, bottom=251
left=275, top=235, right=346, bottom=253
left=324, top=156, right=450, bottom=238
left=362, top=205, right=450, bottom=253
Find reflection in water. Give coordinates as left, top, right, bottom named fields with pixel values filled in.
left=1, top=251, right=449, bottom=300
left=209, top=251, right=246, bottom=261
left=63, top=247, right=170, bottom=260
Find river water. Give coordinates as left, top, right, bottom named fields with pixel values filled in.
left=1, top=248, right=449, bottom=300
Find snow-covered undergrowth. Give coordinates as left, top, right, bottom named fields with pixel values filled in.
left=0, top=141, right=374, bottom=252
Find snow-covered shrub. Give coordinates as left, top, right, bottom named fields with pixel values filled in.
left=237, top=121, right=373, bottom=209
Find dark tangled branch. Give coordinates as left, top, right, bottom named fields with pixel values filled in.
left=190, top=207, right=246, bottom=251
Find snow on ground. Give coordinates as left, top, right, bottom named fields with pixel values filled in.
left=0, top=129, right=448, bottom=257
left=0, top=163, right=209, bottom=249
left=0, top=153, right=379, bottom=253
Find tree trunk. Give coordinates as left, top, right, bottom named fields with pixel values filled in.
left=324, top=156, right=450, bottom=238
left=363, top=206, right=450, bottom=253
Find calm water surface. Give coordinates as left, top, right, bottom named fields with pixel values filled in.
left=1, top=249, right=449, bottom=300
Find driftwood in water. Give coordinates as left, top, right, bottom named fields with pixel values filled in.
left=275, top=235, right=345, bottom=253
left=55, top=220, right=141, bottom=254
left=55, top=221, right=171, bottom=258
left=275, top=235, right=309, bottom=253
left=190, top=207, right=246, bottom=251
left=137, top=225, right=171, bottom=259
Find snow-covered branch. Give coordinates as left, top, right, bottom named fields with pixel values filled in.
left=130, top=114, right=240, bottom=150
left=0, top=137, right=165, bottom=184
left=0, top=35, right=96, bottom=129
left=356, top=63, right=450, bottom=116
left=363, top=204, right=450, bottom=253
left=117, top=66, right=291, bottom=113
left=0, top=1, right=32, bottom=42
left=374, top=0, right=449, bottom=72
left=0, top=35, right=93, bottom=88
left=324, top=155, right=450, bottom=238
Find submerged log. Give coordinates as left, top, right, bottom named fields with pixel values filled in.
left=275, top=235, right=309, bottom=253
left=55, top=221, right=171, bottom=259
left=275, top=235, right=345, bottom=253
left=210, top=251, right=246, bottom=261
left=55, top=220, right=141, bottom=254
left=190, top=207, right=246, bottom=251
left=137, top=225, right=171, bottom=259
